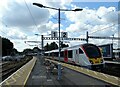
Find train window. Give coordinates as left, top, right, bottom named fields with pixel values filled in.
left=84, top=46, right=101, bottom=58
left=68, top=50, right=72, bottom=58
left=79, top=48, right=83, bottom=54
left=54, top=52, right=58, bottom=57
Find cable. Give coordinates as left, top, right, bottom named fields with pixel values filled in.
left=24, top=0, right=40, bottom=33
left=0, top=19, right=18, bottom=40
left=89, top=24, right=116, bottom=34
left=88, top=10, right=118, bottom=34
left=0, top=19, right=7, bottom=27
left=0, top=29, right=25, bottom=40
left=0, top=30, right=6, bottom=35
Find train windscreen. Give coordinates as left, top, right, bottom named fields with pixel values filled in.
left=83, top=44, right=101, bottom=58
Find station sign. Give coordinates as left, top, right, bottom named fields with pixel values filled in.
left=51, top=31, right=58, bottom=38
left=61, top=32, right=68, bottom=38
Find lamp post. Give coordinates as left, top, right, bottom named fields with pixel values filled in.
left=35, top=34, right=41, bottom=59
left=33, top=3, right=83, bottom=80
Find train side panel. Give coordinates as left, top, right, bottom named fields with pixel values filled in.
left=44, top=43, right=105, bottom=69
left=72, top=49, right=79, bottom=64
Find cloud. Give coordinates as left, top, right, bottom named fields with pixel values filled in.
left=64, top=5, right=118, bottom=47
left=72, top=0, right=119, bottom=2
left=65, top=6, right=118, bottom=34
left=11, top=39, right=33, bottom=52
left=0, top=0, right=118, bottom=52
left=2, top=1, right=50, bottom=28
left=6, top=28, right=27, bottom=39
left=96, top=6, right=118, bottom=24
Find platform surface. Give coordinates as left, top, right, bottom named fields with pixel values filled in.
left=26, top=56, right=112, bottom=86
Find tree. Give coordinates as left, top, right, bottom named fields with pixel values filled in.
left=2, top=37, right=13, bottom=56
left=60, top=41, right=69, bottom=48
left=33, top=47, right=41, bottom=53
left=44, top=42, right=58, bottom=51
left=44, top=41, right=69, bottom=51
left=23, top=48, right=33, bottom=55
left=49, top=42, right=58, bottom=50
left=44, top=43, right=49, bottom=51
left=11, top=48, right=18, bottom=56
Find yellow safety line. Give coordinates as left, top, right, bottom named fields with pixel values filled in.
left=46, top=59, right=120, bottom=86
left=23, top=57, right=37, bottom=86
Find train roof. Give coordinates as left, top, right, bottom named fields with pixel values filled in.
left=44, top=43, right=98, bottom=53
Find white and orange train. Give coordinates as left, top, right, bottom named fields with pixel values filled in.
left=44, top=43, right=105, bottom=69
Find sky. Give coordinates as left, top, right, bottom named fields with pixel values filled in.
left=0, top=0, right=119, bottom=52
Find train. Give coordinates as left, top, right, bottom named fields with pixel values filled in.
left=44, top=43, right=105, bottom=69
left=113, top=49, right=120, bottom=60
left=2, top=55, right=25, bottom=61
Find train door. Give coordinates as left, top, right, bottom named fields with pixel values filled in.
left=64, top=50, right=68, bottom=62
left=78, top=48, right=87, bottom=66
left=79, top=47, right=92, bottom=67
left=73, top=49, right=79, bottom=64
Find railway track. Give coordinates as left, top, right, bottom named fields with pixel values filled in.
left=100, top=63, right=120, bottom=78
left=0, top=55, right=33, bottom=81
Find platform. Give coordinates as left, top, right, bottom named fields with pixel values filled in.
left=1, top=56, right=119, bottom=86
left=0, top=57, right=36, bottom=86
left=25, top=56, right=113, bottom=86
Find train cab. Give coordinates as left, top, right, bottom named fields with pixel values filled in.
left=82, top=44, right=105, bottom=69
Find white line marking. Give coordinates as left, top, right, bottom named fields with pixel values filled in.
left=102, top=73, right=108, bottom=78
left=87, top=69, right=89, bottom=72
left=81, top=68, right=83, bottom=70
left=93, top=71, right=97, bottom=75
left=110, top=76, right=119, bottom=80
left=47, top=79, right=52, bottom=81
